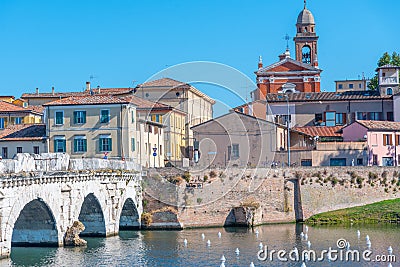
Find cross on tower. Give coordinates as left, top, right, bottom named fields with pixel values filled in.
left=304, top=0, right=307, bottom=8
left=284, top=34, right=290, bottom=50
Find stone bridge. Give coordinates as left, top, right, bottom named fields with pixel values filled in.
left=0, top=154, right=142, bottom=259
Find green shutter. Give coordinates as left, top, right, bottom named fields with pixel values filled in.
left=109, top=138, right=112, bottom=151
left=74, top=139, right=78, bottom=152
left=131, top=138, right=135, bottom=152
left=73, top=111, right=77, bottom=124
left=99, top=138, right=103, bottom=151
left=83, top=139, right=87, bottom=152
left=62, top=140, right=66, bottom=152
left=82, top=111, right=86, bottom=123
left=54, top=139, right=57, bottom=152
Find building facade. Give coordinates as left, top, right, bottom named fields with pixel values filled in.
left=335, top=79, right=370, bottom=93
left=377, top=64, right=400, bottom=96
left=0, top=101, right=43, bottom=129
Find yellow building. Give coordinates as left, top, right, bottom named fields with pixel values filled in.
left=123, top=95, right=186, bottom=166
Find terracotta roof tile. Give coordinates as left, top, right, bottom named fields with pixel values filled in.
left=292, top=126, right=343, bottom=137
left=0, top=124, right=46, bottom=141
left=122, top=95, right=186, bottom=114
left=139, top=78, right=188, bottom=88
left=21, top=88, right=133, bottom=99
left=356, top=120, right=400, bottom=131
left=0, top=101, right=30, bottom=112
left=43, top=95, right=129, bottom=106
left=29, top=105, right=45, bottom=114
left=266, top=91, right=391, bottom=102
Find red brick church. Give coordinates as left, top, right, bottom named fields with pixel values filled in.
left=253, top=1, right=322, bottom=100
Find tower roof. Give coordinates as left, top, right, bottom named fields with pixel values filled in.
left=297, top=4, right=315, bottom=25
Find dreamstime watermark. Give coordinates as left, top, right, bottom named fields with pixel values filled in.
left=257, top=238, right=396, bottom=263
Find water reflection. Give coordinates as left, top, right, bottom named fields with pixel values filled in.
left=4, top=223, right=400, bottom=267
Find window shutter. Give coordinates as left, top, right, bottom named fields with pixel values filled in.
left=74, top=139, right=78, bottom=152
left=54, top=139, right=57, bottom=152
left=109, top=138, right=112, bottom=151
left=99, top=139, right=103, bottom=151
left=82, top=111, right=86, bottom=123
left=83, top=139, right=87, bottom=152
left=73, top=111, right=77, bottom=124
left=383, top=135, right=387, bottom=146
left=62, top=140, right=66, bottom=152
left=396, top=135, right=399, bottom=146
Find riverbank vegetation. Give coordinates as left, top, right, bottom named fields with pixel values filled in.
left=307, top=198, right=400, bottom=224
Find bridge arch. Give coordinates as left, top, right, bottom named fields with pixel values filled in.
left=78, top=193, right=106, bottom=237
left=119, top=198, right=140, bottom=230
left=11, top=198, right=58, bottom=247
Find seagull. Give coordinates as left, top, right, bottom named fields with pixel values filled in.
left=304, top=233, right=308, bottom=241
left=300, top=232, right=305, bottom=238
left=388, top=246, right=393, bottom=255
left=201, top=233, right=205, bottom=240
left=388, top=263, right=393, bottom=267
left=307, top=241, right=311, bottom=248
left=346, top=242, right=350, bottom=250
left=357, top=230, right=360, bottom=238
left=259, top=242, right=263, bottom=249
left=367, top=240, right=371, bottom=248
left=235, top=248, right=240, bottom=256
left=305, top=225, right=309, bottom=233
left=301, top=262, right=307, bottom=267
left=220, top=263, right=225, bottom=267
left=250, top=262, right=255, bottom=267
left=218, top=232, right=222, bottom=238
left=207, top=240, right=211, bottom=246
left=220, top=255, right=226, bottom=262
left=255, top=229, right=259, bottom=238
left=366, top=235, right=370, bottom=242
left=183, top=239, right=187, bottom=246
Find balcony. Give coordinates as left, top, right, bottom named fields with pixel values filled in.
left=380, top=77, right=398, bottom=85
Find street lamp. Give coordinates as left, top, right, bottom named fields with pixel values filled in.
left=278, top=94, right=291, bottom=167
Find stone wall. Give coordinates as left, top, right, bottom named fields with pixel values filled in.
left=144, top=167, right=400, bottom=228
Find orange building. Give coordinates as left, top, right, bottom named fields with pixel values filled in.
left=253, top=1, right=322, bottom=99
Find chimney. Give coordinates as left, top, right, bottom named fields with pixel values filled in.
left=85, top=81, right=91, bottom=92
left=278, top=53, right=286, bottom=61
left=51, top=86, right=55, bottom=95
left=35, top=88, right=39, bottom=95
left=97, top=85, right=101, bottom=94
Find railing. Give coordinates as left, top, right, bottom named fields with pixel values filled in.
left=380, top=77, right=398, bottom=85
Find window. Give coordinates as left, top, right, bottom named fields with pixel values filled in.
left=17, top=147, right=22, bottom=153
left=315, top=113, right=323, bottom=125
left=151, top=114, right=162, bottom=123
left=160, top=145, right=162, bottom=155
left=131, top=111, right=135, bottom=123
left=359, top=83, right=362, bottom=89
left=325, top=111, right=336, bottom=127
left=349, top=84, right=354, bottom=89
left=55, top=111, right=64, bottom=125
left=99, top=136, right=112, bottom=152
left=2, top=147, right=8, bottom=159
left=74, top=136, right=87, bottom=153
left=357, top=112, right=367, bottom=120
left=369, top=112, right=380, bottom=120
left=148, top=125, right=152, bottom=133
left=131, top=138, right=135, bottom=152
left=387, top=112, right=394, bottom=121
left=387, top=88, right=393, bottom=95
left=371, top=134, right=378, bottom=146
left=33, top=146, right=39, bottom=154
left=383, top=157, right=394, bottom=166
left=338, top=84, right=343, bottom=89
left=15, top=117, right=23, bottom=124
left=357, top=158, right=363, bottom=166
left=301, top=159, right=312, bottom=166
left=73, top=111, right=86, bottom=124
left=335, top=113, right=346, bottom=125
left=383, top=134, right=393, bottom=146
left=100, top=110, right=110, bottom=123
left=0, top=118, right=4, bottom=129
left=372, top=154, right=378, bottom=166
left=54, top=136, right=66, bottom=152
left=232, top=144, right=240, bottom=159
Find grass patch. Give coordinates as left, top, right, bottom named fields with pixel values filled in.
left=307, top=198, right=400, bottom=224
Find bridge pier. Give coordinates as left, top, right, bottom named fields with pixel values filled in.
left=0, top=171, right=143, bottom=258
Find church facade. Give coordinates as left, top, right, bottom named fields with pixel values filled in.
left=253, top=1, right=322, bottom=100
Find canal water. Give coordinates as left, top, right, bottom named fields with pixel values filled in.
left=2, top=224, right=399, bottom=267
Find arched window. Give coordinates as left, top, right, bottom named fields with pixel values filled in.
left=387, top=88, right=393, bottom=95
left=302, top=45, right=311, bottom=64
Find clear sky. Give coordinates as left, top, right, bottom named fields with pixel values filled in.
left=0, top=0, right=399, bottom=115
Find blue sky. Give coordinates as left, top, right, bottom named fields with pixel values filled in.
left=0, top=0, right=399, bottom=115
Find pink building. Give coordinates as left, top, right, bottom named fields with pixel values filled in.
left=342, top=120, right=400, bottom=166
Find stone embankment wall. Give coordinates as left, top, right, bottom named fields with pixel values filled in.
left=143, top=167, right=400, bottom=228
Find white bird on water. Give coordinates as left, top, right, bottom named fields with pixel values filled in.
left=307, top=241, right=311, bottom=248
left=207, top=240, right=211, bottom=246
left=305, top=225, right=309, bottom=233
left=346, top=242, right=350, bottom=250
left=201, top=233, right=205, bottom=240
left=220, top=255, right=226, bottom=262
left=367, top=239, right=371, bottom=248
left=357, top=230, right=360, bottom=238
left=388, top=263, right=393, bottom=267
left=259, top=242, right=263, bottom=249
left=366, top=235, right=370, bottom=242
left=220, top=263, right=225, bottom=267
left=255, top=229, right=259, bottom=238
left=249, top=262, right=255, bottom=267
left=301, top=262, right=307, bottom=267
left=218, top=232, right=222, bottom=238
left=300, top=232, right=305, bottom=238
left=183, top=239, right=187, bottom=246
left=388, top=246, right=393, bottom=255
left=304, top=233, right=308, bottom=241
left=235, top=248, right=240, bottom=256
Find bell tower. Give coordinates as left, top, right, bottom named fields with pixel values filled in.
left=294, top=0, right=319, bottom=66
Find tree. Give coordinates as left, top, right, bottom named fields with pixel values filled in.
left=368, top=51, right=400, bottom=90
